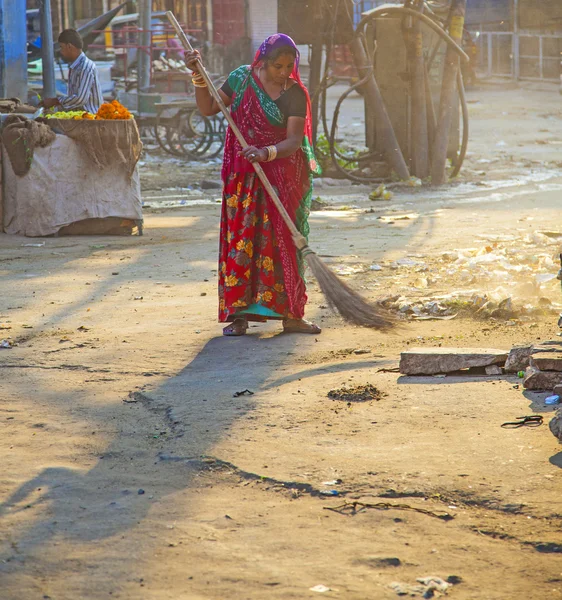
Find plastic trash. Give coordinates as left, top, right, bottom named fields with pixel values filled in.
left=545, top=395, right=560, bottom=405
left=518, top=371, right=525, bottom=378
left=310, top=585, right=331, bottom=593
left=369, top=184, right=393, bottom=201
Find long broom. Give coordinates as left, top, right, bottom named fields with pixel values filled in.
left=166, top=12, right=395, bottom=330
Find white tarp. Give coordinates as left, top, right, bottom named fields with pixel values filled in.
left=2, top=134, right=142, bottom=237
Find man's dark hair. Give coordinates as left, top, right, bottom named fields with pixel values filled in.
left=58, top=29, right=83, bottom=49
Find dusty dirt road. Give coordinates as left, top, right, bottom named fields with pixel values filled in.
left=1, top=82, right=562, bottom=600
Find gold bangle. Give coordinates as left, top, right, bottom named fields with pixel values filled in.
left=266, top=145, right=278, bottom=162
left=193, top=82, right=208, bottom=88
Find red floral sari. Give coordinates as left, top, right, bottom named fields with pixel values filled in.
left=218, top=65, right=320, bottom=323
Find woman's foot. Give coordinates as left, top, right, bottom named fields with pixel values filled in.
left=223, top=318, right=248, bottom=337
left=283, top=318, right=322, bottom=334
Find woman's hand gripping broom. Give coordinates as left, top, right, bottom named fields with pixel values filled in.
left=166, top=11, right=395, bottom=330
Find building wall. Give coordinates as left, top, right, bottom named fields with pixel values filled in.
left=212, top=0, right=245, bottom=46
left=247, top=0, right=277, bottom=53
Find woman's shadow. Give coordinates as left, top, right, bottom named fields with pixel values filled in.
left=0, top=327, right=385, bottom=584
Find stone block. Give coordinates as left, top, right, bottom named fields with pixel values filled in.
left=549, top=408, right=562, bottom=442
left=523, top=366, right=562, bottom=391
left=399, top=347, right=508, bottom=376
left=531, top=351, right=562, bottom=372
left=504, top=345, right=534, bottom=373
left=485, top=365, right=503, bottom=375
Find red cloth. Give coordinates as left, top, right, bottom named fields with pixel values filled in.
left=218, top=79, right=311, bottom=322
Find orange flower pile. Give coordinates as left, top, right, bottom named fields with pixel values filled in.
left=72, top=112, right=96, bottom=120
left=96, top=100, right=132, bottom=120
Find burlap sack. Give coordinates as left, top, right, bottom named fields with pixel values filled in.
left=1, top=115, right=56, bottom=176
left=39, top=118, right=143, bottom=178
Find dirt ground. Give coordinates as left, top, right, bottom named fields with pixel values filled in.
left=2, top=82, right=562, bottom=600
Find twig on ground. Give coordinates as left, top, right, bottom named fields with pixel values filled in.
left=323, top=500, right=455, bottom=521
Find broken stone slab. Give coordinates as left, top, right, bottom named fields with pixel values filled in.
left=399, top=347, right=508, bottom=376
left=485, top=364, right=503, bottom=375
left=524, top=366, right=562, bottom=391
left=504, top=343, right=561, bottom=373
left=531, top=351, right=562, bottom=372
left=505, top=345, right=534, bottom=373
left=554, top=384, right=562, bottom=397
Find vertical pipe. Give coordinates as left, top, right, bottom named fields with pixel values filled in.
left=430, top=0, right=466, bottom=186
left=411, top=7, right=429, bottom=178
left=39, top=0, right=57, bottom=98
left=138, top=0, right=152, bottom=92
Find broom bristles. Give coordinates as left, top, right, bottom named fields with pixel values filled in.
left=304, top=251, right=397, bottom=330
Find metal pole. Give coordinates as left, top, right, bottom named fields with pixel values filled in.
left=138, top=0, right=152, bottom=93
left=39, top=0, right=57, bottom=98
left=430, top=0, right=466, bottom=186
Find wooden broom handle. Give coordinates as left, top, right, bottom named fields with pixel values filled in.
left=165, top=11, right=307, bottom=250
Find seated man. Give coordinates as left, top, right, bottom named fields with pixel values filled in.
left=41, top=29, right=103, bottom=114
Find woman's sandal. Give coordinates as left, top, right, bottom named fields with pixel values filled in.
left=283, top=318, right=322, bottom=334
left=223, top=318, right=248, bottom=337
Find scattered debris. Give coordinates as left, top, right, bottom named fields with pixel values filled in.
left=0, top=339, right=13, bottom=349
left=380, top=213, right=419, bottom=223
left=77, top=325, right=91, bottom=332
left=545, top=395, right=560, bottom=406
left=400, top=348, right=508, bottom=376
left=369, top=184, right=393, bottom=201
left=233, top=389, right=254, bottom=398
left=390, top=576, right=452, bottom=598
left=310, top=585, right=331, bottom=593
left=327, top=384, right=385, bottom=403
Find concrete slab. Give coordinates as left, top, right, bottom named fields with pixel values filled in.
left=399, top=347, right=508, bottom=375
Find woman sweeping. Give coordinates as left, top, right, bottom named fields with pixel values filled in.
left=185, top=34, right=322, bottom=337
